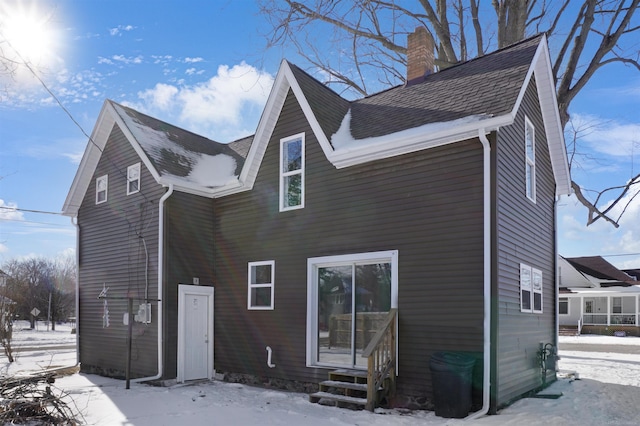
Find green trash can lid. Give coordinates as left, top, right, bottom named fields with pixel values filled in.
left=431, top=351, right=475, bottom=367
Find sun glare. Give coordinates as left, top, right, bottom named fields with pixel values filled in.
left=0, top=1, right=59, bottom=67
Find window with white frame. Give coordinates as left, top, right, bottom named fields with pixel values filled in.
left=520, top=263, right=542, bottom=313
left=248, top=261, right=275, bottom=310
left=306, top=250, right=398, bottom=368
left=585, top=300, right=594, bottom=313
left=520, top=264, right=532, bottom=312
left=525, top=117, right=536, bottom=202
left=127, top=163, right=141, bottom=195
left=612, top=297, right=622, bottom=314
left=96, top=175, right=108, bottom=204
left=280, top=133, right=304, bottom=211
left=532, top=268, right=543, bottom=313
left=559, top=297, right=568, bottom=315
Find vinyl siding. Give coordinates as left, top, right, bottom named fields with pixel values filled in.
left=493, top=76, right=557, bottom=407
left=213, top=90, right=485, bottom=400
left=77, top=124, right=164, bottom=378
left=163, top=191, right=215, bottom=378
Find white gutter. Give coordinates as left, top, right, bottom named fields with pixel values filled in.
left=465, top=130, right=492, bottom=420
left=132, top=184, right=173, bottom=383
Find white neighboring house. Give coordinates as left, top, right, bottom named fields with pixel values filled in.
left=559, top=256, right=640, bottom=336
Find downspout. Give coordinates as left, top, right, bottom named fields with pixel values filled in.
left=465, top=130, right=492, bottom=420
left=132, top=184, right=173, bottom=383
left=555, top=196, right=560, bottom=350
left=73, top=217, right=80, bottom=365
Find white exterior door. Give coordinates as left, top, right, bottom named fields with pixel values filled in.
left=178, top=285, right=214, bottom=382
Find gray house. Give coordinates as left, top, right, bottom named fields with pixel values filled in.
left=559, top=256, right=640, bottom=336
left=63, top=32, right=571, bottom=415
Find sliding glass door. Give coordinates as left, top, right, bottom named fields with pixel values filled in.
left=308, top=251, right=397, bottom=369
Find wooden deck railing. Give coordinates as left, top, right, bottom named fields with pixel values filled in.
left=361, top=308, right=397, bottom=411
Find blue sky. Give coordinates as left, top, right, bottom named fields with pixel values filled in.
left=0, top=0, right=639, bottom=270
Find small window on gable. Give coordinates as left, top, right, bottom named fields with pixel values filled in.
left=525, top=117, right=536, bottom=202
left=248, top=261, right=275, bottom=310
left=280, top=133, right=305, bottom=211
left=96, top=175, right=108, bottom=204
left=520, top=263, right=543, bottom=314
left=127, top=163, right=141, bottom=195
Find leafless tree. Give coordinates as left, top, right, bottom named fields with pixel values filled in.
left=0, top=295, right=16, bottom=363
left=2, top=257, right=76, bottom=331
left=259, top=0, right=640, bottom=227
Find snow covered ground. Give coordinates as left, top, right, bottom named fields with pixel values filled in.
left=2, top=322, right=639, bottom=425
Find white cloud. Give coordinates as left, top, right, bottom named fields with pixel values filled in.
left=177, top=62, right=272, bottom=126
left=559, top=184, right=640, bottom=270
left=111, top=54, right=143, bottom=65
left=152, top=55, right=173, bottom=65
left=571, top=113, right=640, bottom=158
left=0, top=200, right=24, bottom=222
left=130, top=61, right=274, bottom=141
left=109, top=25, right=135, bottom=36
left=138, top=83, right=178, bottom=110
left=184, top=57, right=204, bottom=63
left=185, top=68, right=196, bottom=75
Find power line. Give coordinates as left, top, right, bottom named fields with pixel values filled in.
left=0, top=28, right=94, bottom=144
left=0, top=218, right=73, bottom=227
left=602, top=253, right=640, bottom=258
left=0, top=206, right=63, bottom=216
left=1, top=30, right=154, bottom=209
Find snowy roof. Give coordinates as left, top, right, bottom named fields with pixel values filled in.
left=109, top=102, right=243, bottom=189
left=62, top=100, right=247, bottom=216
left=241, top=34, right=570, bottom=195
left=345, top=35, right=539, bottom=140
left=63, top=34, right=571, bottom=216
left=561, top=285, right=640, bottom=295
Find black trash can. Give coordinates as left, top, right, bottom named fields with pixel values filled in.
left=429, top=351, right=475, bottom=418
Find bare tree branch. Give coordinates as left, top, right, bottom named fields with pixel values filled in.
left=259, top=0, right=640, bottom=227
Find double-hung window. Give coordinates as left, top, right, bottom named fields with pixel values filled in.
left=127, top=163, right=141, bottom=195
left=559, top=297, right=568, bottom=315
left=280, top=133, right=305, bottom=211
left=612, top=297, right=622, bottom=314
left=96, top=175, right=108, bottom=204
left=520, top=263, right=543, bottom=313
left=532, top=268, right=543, bottom=313
left=248, top=261, right=275, bottom=310
left=525, top=117, right=536, bottom=202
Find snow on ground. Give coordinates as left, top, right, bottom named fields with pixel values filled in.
left=1, top=324, right=639, bottom=425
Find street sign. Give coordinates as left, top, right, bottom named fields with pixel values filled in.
left=30, top=307, right=40, bottom=317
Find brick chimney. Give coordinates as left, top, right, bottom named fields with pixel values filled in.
left=406, top=27, right=434, bottom=85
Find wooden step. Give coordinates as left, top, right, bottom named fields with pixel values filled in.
left=329, top=369, right=368, bottom=383
left=309, top=391, right=367, bottom=407
left=559, top=326, right=579, bottom=336
left=319, top=380, right=368, bottom=393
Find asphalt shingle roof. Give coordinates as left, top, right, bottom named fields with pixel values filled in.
left=565, top=256, right=636, bottom=284
left=287, top=63, right=351, bottom=141
left=353, top=35, right=541, bottom=139
left=110, top=101, right=246, bottom=179
left=114, top=34, right=544, bottom=172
